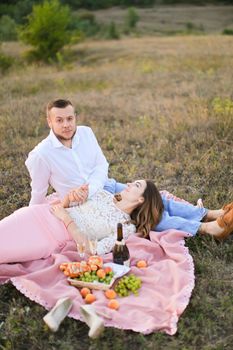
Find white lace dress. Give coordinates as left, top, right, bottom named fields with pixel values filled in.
left=66, top=190, right=136, bottom=255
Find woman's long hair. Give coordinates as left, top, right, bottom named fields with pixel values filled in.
left=130, top=180, right=164, bottom=238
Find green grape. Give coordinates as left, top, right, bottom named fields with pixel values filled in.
left=114, top=273, right=142, bottom=297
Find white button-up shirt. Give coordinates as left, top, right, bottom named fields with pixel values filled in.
left=25, top=126, right=109, bottom=205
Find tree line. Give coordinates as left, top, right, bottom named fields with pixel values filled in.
left=1, top=0, right=232, bottom=24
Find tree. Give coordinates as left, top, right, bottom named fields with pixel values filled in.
left=19, top=0, right=71, bottom=62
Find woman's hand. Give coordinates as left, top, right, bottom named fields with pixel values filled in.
left=50, top=204, right=69, bottom=221
left=68, top=184, right=89, bottom=204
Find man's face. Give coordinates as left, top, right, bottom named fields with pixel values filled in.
left=47, top=105, right=77, bottom=142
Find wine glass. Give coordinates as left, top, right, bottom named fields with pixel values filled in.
left=76, top=241, right=86, bottom=258
left=88, top=234, right=98, bottom=256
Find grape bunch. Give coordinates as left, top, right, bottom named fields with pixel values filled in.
left=76, top=269, right=114, bottom=284
left=114, top=274, right=142, bottom=297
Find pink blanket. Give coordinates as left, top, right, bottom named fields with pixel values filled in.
left=0, top=229, right=194, bottom=335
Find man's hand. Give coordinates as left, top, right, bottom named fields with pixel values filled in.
left=68, top=184, right=89, bottom=204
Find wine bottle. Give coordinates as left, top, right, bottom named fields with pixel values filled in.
left=112, top=223, right=130, bottom=267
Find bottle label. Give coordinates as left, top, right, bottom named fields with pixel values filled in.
left=113, top=257, right=130, bottom=267
left=123, top=259, right=130, bottom=267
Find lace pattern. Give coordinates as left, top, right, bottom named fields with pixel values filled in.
left=66, top=190, right=136, bottom=254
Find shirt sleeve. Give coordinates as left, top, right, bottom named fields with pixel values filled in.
left=25, top=151, right=50, bottom=205
left=96, top=222, right=136, bottom=256
left=86, top=128, right=109, bottom=198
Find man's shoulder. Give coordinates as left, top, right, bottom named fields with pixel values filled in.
left=28, top=134, right=52, bottom=156
left=77, top=125, right=98, bottom=142
left=77, top=125, right=94, bottom=134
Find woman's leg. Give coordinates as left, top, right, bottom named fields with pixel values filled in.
left=0, top=204, right=69, bottom=264
left=155, top=210, right=201, bottom=236
left=161, top=195, right=208, bottom=221
left=199, top=207, right=233, bottom=239
left=153, top=196, right=207, bottom=235
left=204, top=209, right=224, bottom=221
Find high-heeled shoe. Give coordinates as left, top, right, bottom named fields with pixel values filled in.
left=80, top=304, right=105, bottom=339
left=222, top=201, right=233, bottom=213
left=216, top=207, right=233, bottom=240
left=43, top=297, right=73, bottom=332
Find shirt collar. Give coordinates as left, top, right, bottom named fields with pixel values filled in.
left=49, top=128, right=79, bottom=149
left=72, top=127, right=80, bottom=148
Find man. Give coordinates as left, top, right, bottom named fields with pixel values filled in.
left=25, top=99, right=121, bottom=205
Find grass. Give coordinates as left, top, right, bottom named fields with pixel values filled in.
left=94, top=5, right=233, bottom=36
left=0, top=33, right=233, bottom=349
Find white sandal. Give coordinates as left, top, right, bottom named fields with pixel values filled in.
left=80, top=304, right=105, bottom=339
left=43, top=297, right=73, bottom=332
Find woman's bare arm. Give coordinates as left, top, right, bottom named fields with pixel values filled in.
left=61, top=194, right=70, bottom=208
left=50, top=205, right=90, bottom=251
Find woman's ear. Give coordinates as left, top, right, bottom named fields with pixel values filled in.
left=138, top=197, right=144, bottom=204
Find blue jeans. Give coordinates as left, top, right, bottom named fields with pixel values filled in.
left=104, top=178, right=207, bottom=236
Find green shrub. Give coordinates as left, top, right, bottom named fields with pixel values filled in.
left=0, top=3, right=15, bottom=19
left=61, top=0, right=117, bottom=10
left=0, top=15, right=18, bottom=41
left=19, top=0, right=72, bottom=62
left=222, top=28, right=233, bottom=35
left=0, top=1, right=43, bottom=24
left=106, top=21, right=120, bottom=40
left=76, top=11, right=96, bottom=24
left=14, top=0, right=40, bottom=24
left=69, top=11, right=100, bottom=37
left=125, top=7, right=140, bottom=29
left=0, top=49, right=14, bottom=73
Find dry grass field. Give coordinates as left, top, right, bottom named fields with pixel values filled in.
left=0, top=32, right=233, bottom=349
left=94, top=5, right=233, bottom=34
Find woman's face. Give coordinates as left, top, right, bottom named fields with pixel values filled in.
left=121, top=180, right=147, bottom=204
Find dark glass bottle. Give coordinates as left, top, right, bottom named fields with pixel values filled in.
left=112, top=223, right=130, bottom=267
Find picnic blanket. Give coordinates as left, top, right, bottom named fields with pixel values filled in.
left=0, top=228, right=194, bottom=335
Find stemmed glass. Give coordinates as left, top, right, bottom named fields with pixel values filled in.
left=76, top=241, right=86, bottom=258
left=76, top=234, right=97, bottom=258
left=87, top=234, right=98, bottom=256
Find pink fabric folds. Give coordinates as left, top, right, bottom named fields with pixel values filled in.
left=0, top=229, right=194, bottom=335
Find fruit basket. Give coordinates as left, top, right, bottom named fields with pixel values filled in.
left=67, top=262, right=130, bottom=291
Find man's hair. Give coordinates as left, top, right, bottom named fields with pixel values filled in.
left=46, top=99, right=73, bottom=117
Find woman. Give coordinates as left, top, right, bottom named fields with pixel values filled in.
left=53, top=186, right=233, bottom=247
left=1, top=179, right=232, bottom=265
left=105, top=181, right=233, bottom=240
left=0, top=180, right=163, bottom=264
